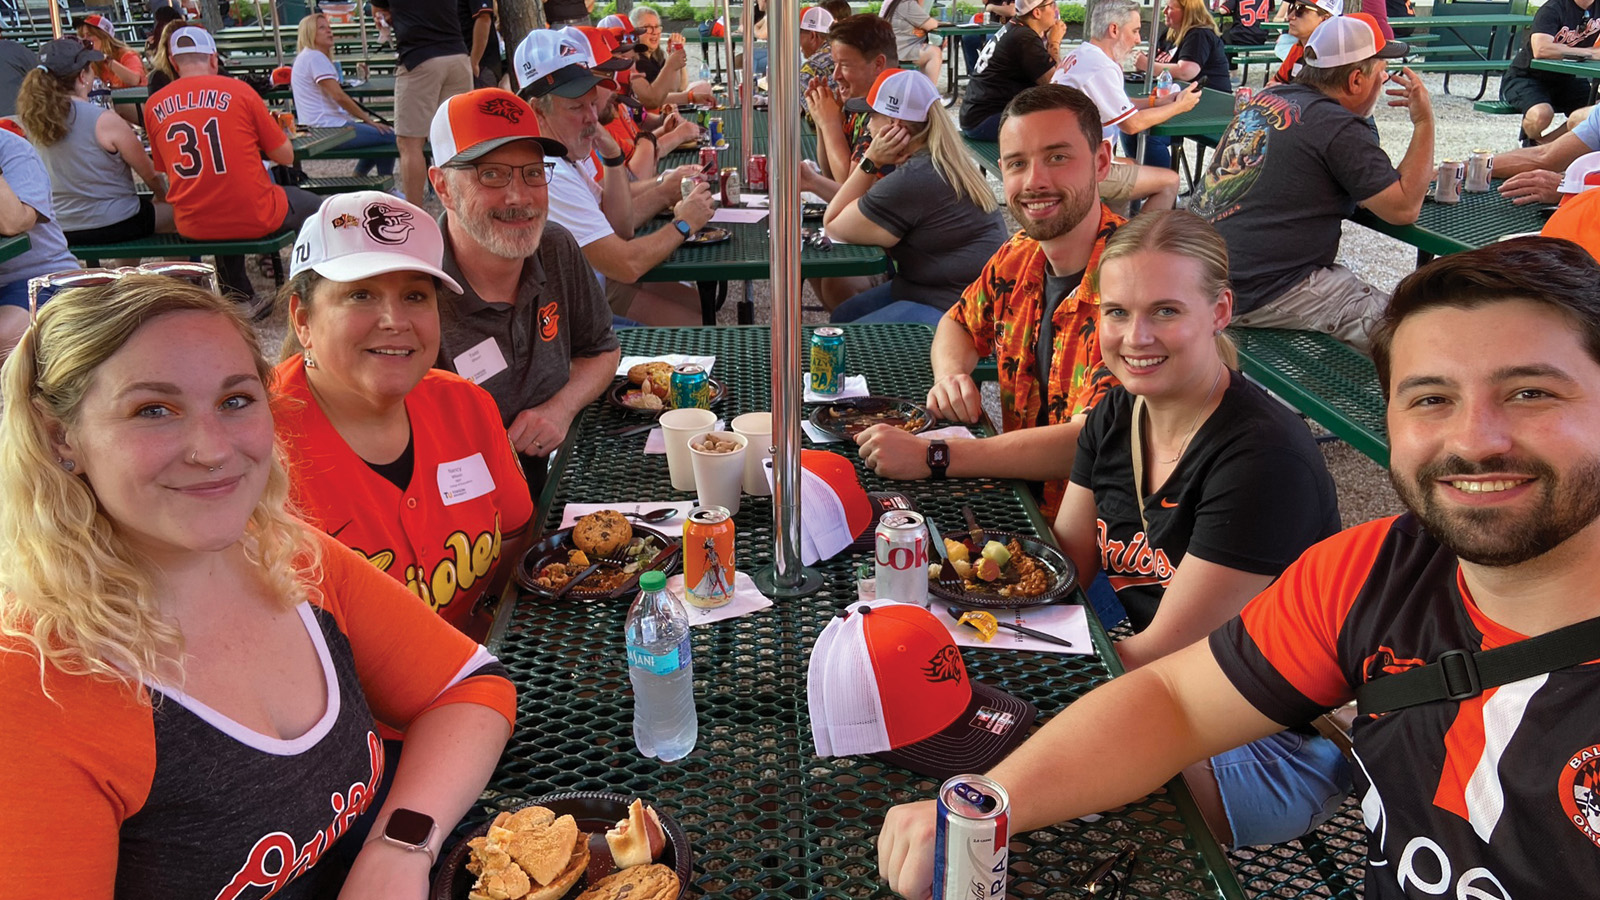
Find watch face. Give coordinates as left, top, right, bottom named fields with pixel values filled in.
left=385, top=808, right=435, bottom=845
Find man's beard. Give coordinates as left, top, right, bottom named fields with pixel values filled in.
left=1007, top=182, right=1096, bottom=243
left=453, top=195, right=546, bottom=260
left=1391, top=453, right=1600, bottom=567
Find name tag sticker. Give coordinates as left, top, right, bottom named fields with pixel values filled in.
left=438, top=453, right=496, bottom=506
left=454, top=337, right=508, bottom=385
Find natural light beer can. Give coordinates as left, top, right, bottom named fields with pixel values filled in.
left=1434, top=160, right=1464, bottom=204
left=934, top=775, right=1009, bottom=900
left=1465, top=149, right=1493, bottom=193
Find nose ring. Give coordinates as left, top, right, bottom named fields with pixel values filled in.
left=191, top=451, right=221, bottom=473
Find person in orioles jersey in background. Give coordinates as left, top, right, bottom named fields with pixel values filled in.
left=273, top=190, right=534, bottom=645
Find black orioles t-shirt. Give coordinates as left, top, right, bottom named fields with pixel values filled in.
left=1068, top=370, right=1341, bottom=630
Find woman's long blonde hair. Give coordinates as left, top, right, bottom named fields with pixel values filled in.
left=296, top=13, right=325, bottom=53
left=15, top=67, right=81, bottom=147
left=911, top=100, right=998, bottom=214
left=1165, top=0, right=1220, bottom=55
left=83, top=22, right=135, bottom=61
left=0, top=277, right=322, bottom=694
left=1096, top=209, right=1238, bottom=368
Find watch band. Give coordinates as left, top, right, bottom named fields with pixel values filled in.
left=378, top=808, right=438, bottom=863
left=671, top=218, right=693, bottom=238
left=601, top=151, right=628, bottom=168
left=927, top=439, right=950, bottom=480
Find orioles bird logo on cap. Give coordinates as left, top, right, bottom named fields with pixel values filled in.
left=362, top=202, right=413, bottom=245
left=479, top=96, right=525, bottom=123
left=922, top=646, right=964, bottom=684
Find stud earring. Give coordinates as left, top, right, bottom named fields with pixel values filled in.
left=58, top=458, right=75, bottom=472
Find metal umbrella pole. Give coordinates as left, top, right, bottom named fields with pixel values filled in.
left=1136, top=1, right=1158, bottom=165
left=47, top=0, right=61, bottom=38
left=270, top=0, right=285, bottom=67
left=719, top=0, right=737, bottom=94
left=753, top=0, right=821, bottom=598
left=739, top=0, right=754, bottom=174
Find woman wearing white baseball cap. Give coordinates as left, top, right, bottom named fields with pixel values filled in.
left=273, top=191, right=535, bottom=644
left=826, top=68, right=1007, bottom=324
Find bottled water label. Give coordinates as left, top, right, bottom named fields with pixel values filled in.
left=627, top=634, right=691, bottom=676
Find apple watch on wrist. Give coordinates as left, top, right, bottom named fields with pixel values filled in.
left=859, top=157, right=895, bottom=176
left=927, top=439, right=950, bottom=480
left=379, top=808, right=437, bottom=862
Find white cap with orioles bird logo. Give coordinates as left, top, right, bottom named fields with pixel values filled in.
left=290, top=191, right=464, bottom=293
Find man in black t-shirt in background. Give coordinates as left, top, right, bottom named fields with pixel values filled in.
left=1501, top=0, right=1600, bottom=146
left=959, top=0, right=1065, bottom=139
left=372, top=0, right=472, bottom=206
left=1214, top=0, right=1276, bottom=45
left=460, top=0, right=504, bottom=88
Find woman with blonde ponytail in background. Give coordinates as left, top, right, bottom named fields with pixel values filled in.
left=825, top=68, right=1007, bottom=324
left=18, top=39, right=172, bottom=249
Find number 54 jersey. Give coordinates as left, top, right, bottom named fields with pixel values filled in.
left=146, top=73, right=290, bottom=240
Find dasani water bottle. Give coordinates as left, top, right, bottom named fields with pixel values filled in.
left=626, top=571, right=699, bottom=761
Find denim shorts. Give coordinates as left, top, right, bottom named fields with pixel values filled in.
left=1211, top=730, right=1352, bottom=848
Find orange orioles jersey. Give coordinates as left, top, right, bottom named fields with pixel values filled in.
left=1213, top=514, right=1600, bottom=897
left=274, top=359, right=533, bottom=643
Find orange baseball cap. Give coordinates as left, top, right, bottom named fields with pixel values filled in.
left=1543, top=188, right=1600, bottom=260
left=808, top=599, right=1036, bottom=778
left=577, top=26, right=633, bottom=72
left=270, top=65, right=292, bottom=86
left=428, top=88, right=567, bottom=165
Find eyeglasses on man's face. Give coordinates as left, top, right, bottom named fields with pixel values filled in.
left=447, top=160, right=558, bottom=189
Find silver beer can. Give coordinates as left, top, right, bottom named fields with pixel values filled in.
left=934, top=775, right=1010, bottom=900
left=874, top=509, right=929, bottom=606
left=1465, top=149, right=1494, bottom=193
left=1434, top=160, right=1464, bottom=204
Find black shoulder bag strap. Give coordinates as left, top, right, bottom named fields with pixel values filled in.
left=1355, top=614, right=1600, bottom=716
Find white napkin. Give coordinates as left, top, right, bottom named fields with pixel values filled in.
left=644, top=418, right=725, bottom=454
left=667, top=570, right=774, bottom=625
left=616, top=354, right=717, bottom=377
left=709, top=207, right=769, bottom=224
left=803, top=375, right=869, bottom=403
left=934, top=603, right=1094, bottom=655
left=559, top=501, right=697, bottom=533
left=918, top=424, right=978, bottom=441
left=801, top=420, right=842, bottom=444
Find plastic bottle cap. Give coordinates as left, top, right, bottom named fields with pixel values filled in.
left=639, top=570, right=667, bottom=591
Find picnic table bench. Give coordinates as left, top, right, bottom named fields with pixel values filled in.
left=69, top=228, right=297, bottom=286
left=1230, top=327, right=1389, bottom=466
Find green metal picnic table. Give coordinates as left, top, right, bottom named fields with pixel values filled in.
left=1387, top=12, right=1533, bottom=58
left=0, top=233, right=30, bottom=265
left=936, top=22, right=1003, bottom=94
left=1532, top=56, right=1600, bottom=104
left=487, top=322, right=1250, bottom=900
left=290, top=125, right=358, bottom=161
left=1350, top=178, right=1549, bottom=265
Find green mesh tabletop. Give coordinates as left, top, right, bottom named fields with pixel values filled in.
left=293, top=126, right=356, bottom=161
left=1134, top=88, right=1239, bottom=140
left=480, top=324, right=1246, bottom=900
left=1351, top=181, right=1548, bottom=259
left=638, top=219, right=888, bottom=283
left=1228, top=796, right=1365, bottom=900
left=1531, top=57, right=1600, bottom=78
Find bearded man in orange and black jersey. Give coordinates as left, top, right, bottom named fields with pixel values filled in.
left=877, top=237, right=1600, bottom=900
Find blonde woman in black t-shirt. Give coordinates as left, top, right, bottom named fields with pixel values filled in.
left=1051, top=209, right=1349, bottom=849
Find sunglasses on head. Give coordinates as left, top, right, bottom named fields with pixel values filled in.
left=26, top=262, right=220, bottom=325
left=1290, top=3, right=1327, bottom=15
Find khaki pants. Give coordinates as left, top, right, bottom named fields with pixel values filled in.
left=395, top=54, right=473, bottom=137
left=1233, top=264, right=1388, bottom=354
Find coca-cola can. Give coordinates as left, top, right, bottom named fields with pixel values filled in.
left=1433, top=160, right=1464, bottom=204
left=746, top=153, right=768, bottom=191
left=874, top=510, right=928, bottom=606
left=934, top=775, right=1009, bottom=900
left=719, top=166, right=741, bottom=207
left=1465, top=149, right=1493, bottom=193
left=699, top=146, right=719, bottom=179
left=1233, top=85, right=1253, bottom=114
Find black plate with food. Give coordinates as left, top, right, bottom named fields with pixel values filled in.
left=607, top=375, right=727, bottom=414
left=802, top=200, right=828, bottom=219
left=929, top=529, right=1078, bottom=609
left=682, top=226, right=732, bottom=245
left=807, top=396, right=934, bottom=440
left=516, top=519, right=681, bottom=600
left=696, top=139, right=729, bottom=150
left=431, top=791, right=694, bottom=900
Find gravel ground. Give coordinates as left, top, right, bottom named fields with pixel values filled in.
left=257, top=69, right=1531, bottom=527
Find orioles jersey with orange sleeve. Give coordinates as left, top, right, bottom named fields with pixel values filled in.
left=0, top=532, right=516, bottom=900
left=1210, top=514, right=1600, bottom=897
left=145, top=74, right=290, bottom=239
left=274, top=361, right=533, bottom=643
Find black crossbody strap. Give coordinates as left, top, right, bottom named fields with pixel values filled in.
left=1355, top=614, right=1600, bottom=716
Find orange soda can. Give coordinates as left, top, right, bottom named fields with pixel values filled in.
left=684, top=506, right=735, bottom=608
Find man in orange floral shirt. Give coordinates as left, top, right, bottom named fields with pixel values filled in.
left=857, top=84, right=1122, bottom=517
